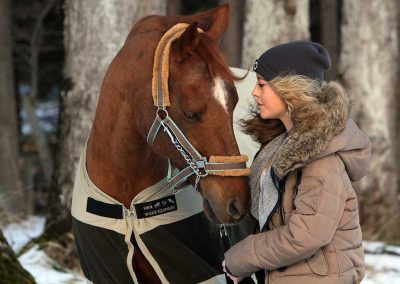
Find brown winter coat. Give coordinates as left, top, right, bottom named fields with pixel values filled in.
left=225, top=81, right=371, bottom=284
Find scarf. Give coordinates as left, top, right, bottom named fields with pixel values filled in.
left=249, top=133, right=286, bottom=229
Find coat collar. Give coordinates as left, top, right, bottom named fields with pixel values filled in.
left=271, top=81, right=351, bottom=179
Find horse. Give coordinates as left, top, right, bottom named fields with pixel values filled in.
left=71, top=4, right=254, bottom=284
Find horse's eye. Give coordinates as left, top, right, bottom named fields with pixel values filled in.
left=183, top=110, right=202, bottom=121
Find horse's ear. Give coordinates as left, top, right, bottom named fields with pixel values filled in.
left=196, top=4, right=230, bottom=40
left=173, top=22, right=200, bottom=61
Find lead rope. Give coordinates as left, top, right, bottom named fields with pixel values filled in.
left=123, top=161, right=177, bottom=283
left=124, top=207, right=139, bottom=283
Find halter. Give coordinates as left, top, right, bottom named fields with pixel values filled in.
left=147, top=23, right=250, bottom=193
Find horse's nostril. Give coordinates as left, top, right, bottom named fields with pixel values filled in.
left=227, top=198, right=243, bottom=220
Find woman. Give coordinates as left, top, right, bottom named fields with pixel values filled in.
left=222, top=41, right=371, bottom=283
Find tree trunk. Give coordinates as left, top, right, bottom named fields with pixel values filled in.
left=319, top=0, right=340, bottom=81
left=339, top=0, right=400, bottom=240
left=0, top=0, right=23, bottom=220
left=0, top=229, right=35, bottom=284
left=23, top=0, right=57, bottom=187
left=241, top=0, right=310, bottom=68
left=45, top=0, right=167, bottom=236
left=219, top=0, right=245, bottom=67
left=21, top=96, right=53, bottom=187
left=167, top=0, right=181, bottom=15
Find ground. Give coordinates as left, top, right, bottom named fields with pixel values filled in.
left=3, top=216, right=84, bottom=284
left=3, top=215, right=400, bottom=284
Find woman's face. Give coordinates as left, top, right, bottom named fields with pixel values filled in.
left=252, top=75, right=287, bottom=120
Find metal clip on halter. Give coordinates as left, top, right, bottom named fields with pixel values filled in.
left=220, top=224, right=228, bottom=238
left=195, top=158, right=209, bottom=177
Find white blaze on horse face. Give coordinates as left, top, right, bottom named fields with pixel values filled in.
left=212, top=77, right=228, bottom=113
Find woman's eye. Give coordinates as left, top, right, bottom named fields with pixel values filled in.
left=257, top=83, right=265, bottom=88
left=183, top=110, right=202, bottom=121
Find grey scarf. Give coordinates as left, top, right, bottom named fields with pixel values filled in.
left=249, top=133, right=286, bottom=228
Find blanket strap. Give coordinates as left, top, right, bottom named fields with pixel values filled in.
left=124, top=214, right=138, bottom=283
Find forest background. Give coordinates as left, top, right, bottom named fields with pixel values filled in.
left=0, top=0, right=399, bottom=282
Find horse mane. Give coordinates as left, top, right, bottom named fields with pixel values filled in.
left=193, top=32, right=241, bottom=82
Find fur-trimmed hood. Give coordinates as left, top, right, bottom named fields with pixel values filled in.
left=272, top=81, right=371, bottom=181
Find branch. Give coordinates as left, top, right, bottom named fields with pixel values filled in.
left=31, top=0, right=57, bottom=48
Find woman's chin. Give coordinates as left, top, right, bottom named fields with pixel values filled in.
left=260, top=111, right=279, bottom=120
left=260, top=112, right=271, bottom=119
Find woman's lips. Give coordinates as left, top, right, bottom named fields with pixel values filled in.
left=256, top=103, right=262, bottom=114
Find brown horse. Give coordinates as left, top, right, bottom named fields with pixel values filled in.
left=72, top=4, right=252, bottom=284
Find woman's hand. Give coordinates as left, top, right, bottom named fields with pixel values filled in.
left=222, top=259, right=243, bottom=283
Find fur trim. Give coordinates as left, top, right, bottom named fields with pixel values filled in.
left=272, top=81, right=351, bottom=178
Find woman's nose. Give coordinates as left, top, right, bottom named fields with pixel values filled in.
left=251, top=85, right=259, bottom=98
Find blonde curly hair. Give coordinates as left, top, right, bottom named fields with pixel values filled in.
left=240, top=75, right=336, bottom=145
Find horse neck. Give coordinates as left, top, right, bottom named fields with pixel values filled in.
left=86, top=90, right=168, bottom=208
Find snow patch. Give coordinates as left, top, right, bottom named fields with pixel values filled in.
left=3, top=215, right=45, bottom=252
left=19, top=245, right=86, bottom=284
left=362, top=241, right=400, bottom=283
left=3, top=215, right=85, bottom=283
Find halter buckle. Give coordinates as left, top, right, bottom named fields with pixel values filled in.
left=195, top=159, right=205, bottom=169
left=196, top=158, right=209, bottom=177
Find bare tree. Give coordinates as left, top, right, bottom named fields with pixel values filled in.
left=13, top=0, right=61, bottom=189
left=310, top=0, right=340, bottom=81
left=219, top=0, right=245, bottom=67
left=45, top=0, right=167, bottom=237
left=241, top=0, right=310, bottom=68
left=0, top=0, right=23, bottom=220
left=167, top=0, right=182, bottom=15
left=319, top=0, right=340, bottom=81
left=339, top=0, right=400, bottom=240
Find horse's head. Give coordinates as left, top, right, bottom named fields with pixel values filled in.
left=167, top=27, right=250, bottom=224
left=122, top=5, right=250, bottom=224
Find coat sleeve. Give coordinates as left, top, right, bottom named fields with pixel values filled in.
left=224, top=163, right=346, bottom=277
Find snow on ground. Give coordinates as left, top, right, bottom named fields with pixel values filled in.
left=3, top=215, right=85, bottom=284
left=19, top=245, right=86, bottom=284
left=3, top=215, right=400, bottom=283
left=363, top=241, right=400, bottom=283
left=3, top=215, right=45, bottom=252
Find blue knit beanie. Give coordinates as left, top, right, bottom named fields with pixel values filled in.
left=253, top=40, right=331, bottom=82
